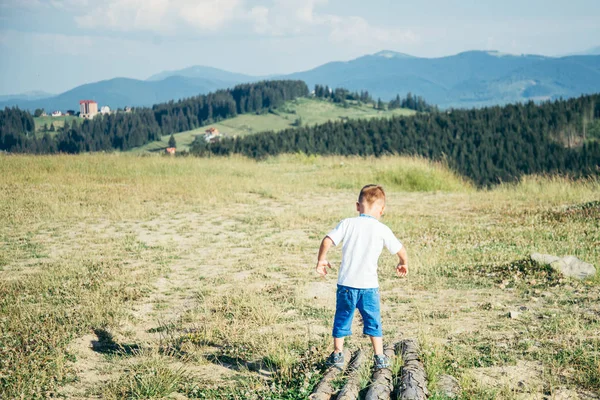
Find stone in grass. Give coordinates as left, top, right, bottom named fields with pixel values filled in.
left=435, top=374, right=461, bottom=399
left=530, top=253, right=596, bottom=280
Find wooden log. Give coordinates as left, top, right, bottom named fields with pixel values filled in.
left=309, top=349, right=351, bottom=400
left=394, top=339, right=429, bottom=400
left=337, top=349, right=366, bottom=400
left=365, top=345, right=396, bottom=400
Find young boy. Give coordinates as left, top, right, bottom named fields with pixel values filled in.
left=316, top=184, right=408, bottom=370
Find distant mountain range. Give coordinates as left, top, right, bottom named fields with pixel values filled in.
left=2, top=49, right=600, bottom=111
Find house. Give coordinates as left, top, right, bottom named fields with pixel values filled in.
left=51, top=110, right=63, bottom=117
left=124, top=106, right=132, bottom=113
left=204, top=127, right=220, bottom=143
left=165, top=147, right=176, bottom=155
left=79, top=100, right=98, bottom=119
left=101, top=106, right=110, bottom=115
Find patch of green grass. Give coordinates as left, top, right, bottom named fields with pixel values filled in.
left=134, top=98, right=416, bottom=152
left=102, top=354, right=187, bottom=399
left=34, top=115, right=79, bottom=132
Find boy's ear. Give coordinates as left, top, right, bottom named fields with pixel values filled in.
left=356, top=202, right=360, bottom=212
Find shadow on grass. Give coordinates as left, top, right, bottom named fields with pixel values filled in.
left=207, top=354, right=276, bottom=378
left=91, top=328, right=145, bottom=356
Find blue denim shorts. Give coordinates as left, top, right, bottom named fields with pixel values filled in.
left=333, top=285, right=382, bottom=338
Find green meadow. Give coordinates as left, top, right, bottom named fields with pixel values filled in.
left=135, top=98, right=416, bottom=152
left=0, top=153, right=598, bottom=399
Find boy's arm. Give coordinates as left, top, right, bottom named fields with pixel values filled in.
left=316, top=236, right=334, bottom=276
left=395, top=246, right=408, bottom=277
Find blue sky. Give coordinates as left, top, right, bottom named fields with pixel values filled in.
left=0, top=0, right=599, bottom=95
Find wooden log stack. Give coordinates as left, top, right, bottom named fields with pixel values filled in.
left=309, top=349, right=352, bottom=400
left=394, top=339, right=429, bottom=400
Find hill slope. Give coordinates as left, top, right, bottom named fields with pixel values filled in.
left=136, top=97, right=416, bottom=152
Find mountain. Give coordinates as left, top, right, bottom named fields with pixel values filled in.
left=3, top=50, right=600, bottom=111
left=146, top=65, right=257, bottom=83
left=286, top=50, right=600, bottom=108
left=0, top=76, right=242, bottom=111
left=0, top=91, right=55, bottom=103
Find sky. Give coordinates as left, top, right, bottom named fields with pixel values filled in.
left=0, top=0, right=599, bottom=95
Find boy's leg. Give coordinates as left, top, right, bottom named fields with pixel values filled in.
left=369, top=336, right=383, bottom=355
left=356, top=288, right=383, bottom=354
left=332, top=285, right=357, bottom=350
left=334, top=337, right=344, bottom=353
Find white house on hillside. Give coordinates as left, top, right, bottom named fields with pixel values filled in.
left=101, top=106, right=110, bottom=114
left=51, top=111, right=63, bottom=117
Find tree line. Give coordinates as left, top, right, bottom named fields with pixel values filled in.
left=190, top=94, right=600, bottom=186
left=0, top=80, right=309, bottom=153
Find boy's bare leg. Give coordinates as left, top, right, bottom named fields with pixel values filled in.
left=370, top=336, right=383, bottom=355
left=334, top=337, right=344, bottom=353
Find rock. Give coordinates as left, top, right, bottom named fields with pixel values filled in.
left=436, top=374, right=461, bottom=399
left=530, top=253, right=596, bottom=280
left=530, top=253, right=560, bottom=265
left=509, top=311, right=521, bottom=319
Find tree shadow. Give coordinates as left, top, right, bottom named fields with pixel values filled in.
left=91, top=328, right=144, bottom=356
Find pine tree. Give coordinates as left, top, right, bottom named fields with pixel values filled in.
left=168, top=134, right=176, bottom=148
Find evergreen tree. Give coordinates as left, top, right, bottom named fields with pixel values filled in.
left=168, top=134, right=176, bottom=148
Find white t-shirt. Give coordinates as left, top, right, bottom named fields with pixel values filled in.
left=327, top=215, right=403, bottom=289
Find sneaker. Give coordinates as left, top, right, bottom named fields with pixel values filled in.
left=373, top=354, right=391, bottom=370
left=326, top=351, right=345, bottom=369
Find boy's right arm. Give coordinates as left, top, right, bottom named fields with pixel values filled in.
left=316, top=236, right=334, bottom=276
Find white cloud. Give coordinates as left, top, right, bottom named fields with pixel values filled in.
left=247, top=0, right=418, bottom=48
left=74, top=0, right=243, bottom=33
left=66, top=0, right=417, bottom=49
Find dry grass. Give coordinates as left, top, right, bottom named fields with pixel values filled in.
left=0, top=153, right=598, bottom=399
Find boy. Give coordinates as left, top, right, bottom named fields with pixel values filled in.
left=316, top=184, right=408, bottom=370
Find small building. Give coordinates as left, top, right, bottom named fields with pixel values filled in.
left=165, top=147, right=176, bottom=155
left=204, top=127, right=220, bottom=143
left=79, top=100, right=98, bottom=119
left=124, top=106, right=132, bottom=113
left=100, top=106, right=111, bottom=115
left=51, top=110, right=63, bottom=117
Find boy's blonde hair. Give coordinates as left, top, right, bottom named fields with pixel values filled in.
left=358, top=184, right=386, bottom=206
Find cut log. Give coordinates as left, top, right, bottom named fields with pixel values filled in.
left=365, top=345, right=396, bottom=400
left=337, top=350, right=366, bottom=400
left=309, top=349, right=351, bottom=400
left=394, top=339, right=429, bottom=400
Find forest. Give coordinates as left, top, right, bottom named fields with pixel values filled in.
left=190, top=94, right=600, bottom=186
left=0, top=80, right=309, bottom=153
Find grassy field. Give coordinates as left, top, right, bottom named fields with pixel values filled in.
left=34, top=115, right=79, bottom=132
left=1, top=153, right=599, bottom=399
left=135, top=98, right=416, bottom=152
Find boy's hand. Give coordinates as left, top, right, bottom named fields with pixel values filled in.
left=396, top=264, right=408, bottom=278
left=316, top=260, right=331, bottom=276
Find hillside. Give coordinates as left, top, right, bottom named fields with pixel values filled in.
left=135, top=97, right=416, bottom=152
left=286, top=51, right=600, bottom=108
left=196, top=93, right=600, bottom=186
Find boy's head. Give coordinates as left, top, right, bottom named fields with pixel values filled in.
left=356, top=184, right=386, bottom=218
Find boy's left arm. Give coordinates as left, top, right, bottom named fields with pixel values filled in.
left=395, top=246, right=408, bottom=277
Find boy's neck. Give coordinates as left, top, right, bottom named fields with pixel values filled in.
left=356, top=200, right=385, bottom=220
left=359, top=213, right=378, bottom=220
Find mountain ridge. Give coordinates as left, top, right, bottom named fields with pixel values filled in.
left=2, top=50, right=600, bottom=111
